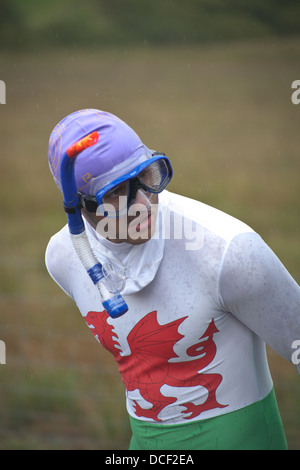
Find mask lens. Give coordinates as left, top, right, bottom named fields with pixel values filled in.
left=102, top=180, right=129, bottom=217
left=137, top=159, right=170, bottom=193
left=94, top=155, right=172, bottom=217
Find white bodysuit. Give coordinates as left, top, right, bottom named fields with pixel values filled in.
left=45, top=191, right=300, bottom=425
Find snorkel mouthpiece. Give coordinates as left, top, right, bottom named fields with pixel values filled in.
left=60, top=130, right=128, bottom=319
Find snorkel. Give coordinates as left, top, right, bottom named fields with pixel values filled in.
left=60, top=131, right=129, bottom=318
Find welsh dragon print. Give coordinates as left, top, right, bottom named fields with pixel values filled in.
left=85, top=310, right=227, bottom=421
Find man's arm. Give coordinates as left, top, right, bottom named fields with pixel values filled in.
left=218, top=232, right=300, bottom=372
left=45, top=232, right=74, bottom=299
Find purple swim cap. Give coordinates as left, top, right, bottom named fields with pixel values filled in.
left=48, top=109, right=150, bottom=195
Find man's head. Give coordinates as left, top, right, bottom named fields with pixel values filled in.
left=48, top=109, right=172, bottom=244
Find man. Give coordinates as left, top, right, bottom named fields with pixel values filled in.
left=46, top=108, right=300, bottom=449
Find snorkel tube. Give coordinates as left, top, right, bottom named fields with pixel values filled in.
left=60, top=131, right=128, bottom=318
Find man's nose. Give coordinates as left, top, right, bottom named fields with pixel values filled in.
left=131, top=188, right=152, bottom=209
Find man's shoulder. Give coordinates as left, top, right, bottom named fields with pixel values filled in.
left=163, top=191, right=255, bottom=242
left=46, top=224, right=73, bottom=254
left=45, top=225, right=75, bottom=277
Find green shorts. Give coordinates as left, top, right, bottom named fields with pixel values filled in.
left=129, top=388, right=287, bottom=450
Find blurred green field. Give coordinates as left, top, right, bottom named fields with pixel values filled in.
left=0, top=38, right=300, bottom=449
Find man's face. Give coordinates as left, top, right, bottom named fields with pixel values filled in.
left=82, top=190, right=159, bottom=245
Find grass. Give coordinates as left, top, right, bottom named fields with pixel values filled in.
left=0, top=37, right=299, bottom=449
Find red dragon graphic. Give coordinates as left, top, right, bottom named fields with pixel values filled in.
left=85, top=310, right=227, bottom=421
